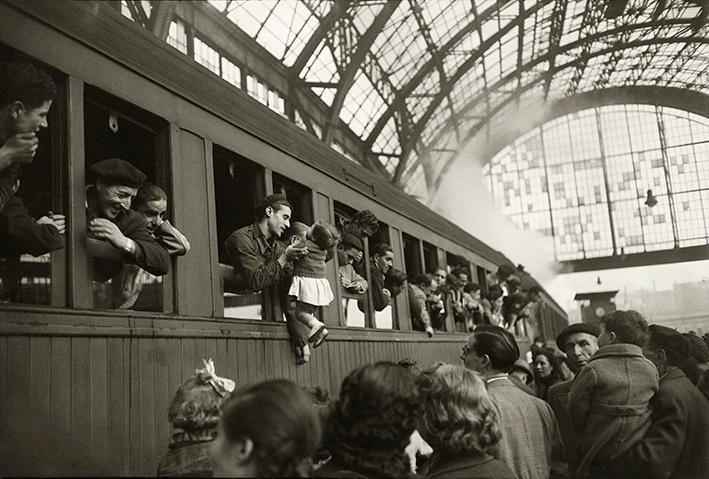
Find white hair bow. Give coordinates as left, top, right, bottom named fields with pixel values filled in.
left=196, top=358, right=235, bottom=397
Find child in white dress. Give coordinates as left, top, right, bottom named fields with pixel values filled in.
left=288, top=221, right=341, bottom=348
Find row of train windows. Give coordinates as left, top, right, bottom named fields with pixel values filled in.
left=0, top=51, right=492, bottom=331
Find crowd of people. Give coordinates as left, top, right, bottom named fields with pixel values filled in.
left=156, top=312, right=709, bottom=478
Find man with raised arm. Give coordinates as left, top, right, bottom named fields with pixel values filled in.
left=0, top=57, right=64, bottom=256
left=224, top=193, right=309, bottom=363
left=86, top=158, right=170, bottom=283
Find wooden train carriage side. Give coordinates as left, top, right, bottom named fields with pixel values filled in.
left=0, top=1, right=567, bottom=476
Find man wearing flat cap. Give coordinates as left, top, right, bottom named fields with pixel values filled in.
left=547, top=323, right=600, bottom=478
left=224, top=193, right=309, bottom=362
left=605, top=324, right=709, bottom=479
left=86, top=158, right=170, bottom=284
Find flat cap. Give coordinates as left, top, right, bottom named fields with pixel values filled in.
left=260, top=193, right=291, bottom=211
left=341, top=232, right=363, bottom=251
left=649, top=324, right=688, bottom=357
left=89, top=158, right=146, bottom=187
left=511, top=358, right=531, bottom=375
left=556, top=323, right=601, bottom=351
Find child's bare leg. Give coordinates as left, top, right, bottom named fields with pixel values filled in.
left=296, top=301, right=328, bottom=348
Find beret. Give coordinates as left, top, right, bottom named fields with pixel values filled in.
left=261, top=193, right=291, bottom=210
left=341, top=232, right=363, bottom=251
left=556, top=323, right=601, bottom=351
left=649, top=324, right=688, bottom=357
left=89, top=158, right=146, bottom=187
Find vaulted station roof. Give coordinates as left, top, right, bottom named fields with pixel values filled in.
left=204, top=0, right=709, bottom=199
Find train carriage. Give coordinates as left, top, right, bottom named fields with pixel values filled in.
left=0, top=1, right=567, bottom=475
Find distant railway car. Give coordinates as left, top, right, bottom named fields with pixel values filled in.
left=0, top=1, right=567, bottom=475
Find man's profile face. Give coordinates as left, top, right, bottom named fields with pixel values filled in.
left=461, top=336, right=485, bottom=373
left=266, top=205, right=291, bottom=238
left=97, top=183, right=138, bottom=220
left=563, top=332, right=599, bottom=373
left=136, top=198, right=167, bottom=232
left=375, top=250, right=394, bottom=275
left=13, top=100, right=52, bottom=133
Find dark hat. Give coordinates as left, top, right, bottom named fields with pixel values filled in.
left=89, top=158, right=146, bottom=187
left=556, top=323, right=601, bottom=351
left=341, top=233, right=363, bottom=251
left=260, top=193, right=292, bottom=211
left=648, top=324, right=688, bottom=358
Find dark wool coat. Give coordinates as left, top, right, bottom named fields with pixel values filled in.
left=0, top=195, right=64, bottom=257
left=568, top=343, right=659, bottom=477
left=606, top=368, right=709, bottom=479
left=427, top=451, right=517, bottom=478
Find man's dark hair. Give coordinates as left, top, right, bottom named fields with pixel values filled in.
left=497, top=264, right=516, bottom=280
left=463, top=282, right=481, bottom=294
left=528, top=286, right=542, bottom=296
left=600, top=310, right=648, bottom=347
left=371, top=243, right=393, bottom=257
left=471, top=325, right=520, bottom=373
left=410, top=273, right=434, bottom=289
left=452, top=267, right=468, bottom=279
left=486, top=284, right=504, bottom=301
left=133, top=183, right=167, bottom=210
left=0, top=58, right=57, bottom=108
left=647, top=325, right=688, bottom=368
left=384, top=268, right=407, bottom=290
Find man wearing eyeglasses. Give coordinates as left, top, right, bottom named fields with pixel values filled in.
left=461, top=325, right=559, bottom=479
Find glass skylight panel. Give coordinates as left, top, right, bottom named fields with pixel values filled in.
left=352, top=3, right=384, bottom=34
left=167, top=20, right=188, bottom=54
left=372, top=117, right=401, bottom=155
left=310, top=87, right=335, bottom=107
left=303, top=41, right=339, bottom=83
left=666, top=145, right=699, bottom=192
left=427, top=0, right=470, bottom=45
left=339, top=71, right=387, bottom=138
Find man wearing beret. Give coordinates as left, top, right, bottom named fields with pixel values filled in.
left=86, top=158, right=170, bottom=284
left=606, top=324, right=709, bottom=479
left=224, top=193, right=309, bottom=362
left=547, top=323, right=600, bottom=479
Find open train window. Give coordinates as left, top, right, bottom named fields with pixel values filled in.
left=334, top=201, right=367, bottom=327
left=272, top=172, right=313, bottom=234
left=368, top=222, right=397, bottom=330
left=84, top=86, right=170, bottom=311
left=422, top=241, right=439, bottom=274
left=213, top=146, right=264, bottom=320
left=0, top=47, right=66, bottom=307
left=402, top=233, right=422, bottom=276
left=476, top=265, right=488, bottom=295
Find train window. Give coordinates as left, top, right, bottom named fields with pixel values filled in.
left=0, top=49, right=66, bottom=307
left=84, top=86, right=169, bottom=311
left=334, top=202, right=367, bottom=327
left=402, top=233, right=422, bottom=276
left=476, top=265, right=488, bottom=295
left=368, top=222, right=396, bottom=329
left=422, top=241, right=439, bottom=273
left=213, top=146, right=264, bottom=320
left=272, top=173, right=313, bottom=228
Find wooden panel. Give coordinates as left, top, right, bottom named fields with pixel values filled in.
left=173, top=129, right=213, bottom=316
left=29, top=337, right=51, bottom=421
left=153, top=338, right=170, bottom=466
left=89, top=338, right=109, bottom=469
left=107, top=337, right=127, bottom=474
left=138, top=339, right=157, bottom=475
left=0, top=337, right=6, bottom=429
left=389, top=226, right=411, bottom=331
left=314, top=192, right=342, bottom=327
left=71, top=338, right=91, bottom=454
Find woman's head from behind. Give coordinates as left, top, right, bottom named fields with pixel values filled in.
left=211, top=379, right=321, bottom=477
left=417, top=363, right=501, bottom=457
left=327, top=361, right=419, bottom=477
left=168, top=371, right=226, bottom=434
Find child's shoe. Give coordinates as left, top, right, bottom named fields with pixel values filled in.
left=295, top=344, right=310, bottom=365
left=308, top=322, right=329, bottom=348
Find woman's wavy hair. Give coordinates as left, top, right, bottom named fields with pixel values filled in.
left=220, top=379, right=321, bottom=478
left=326, top=362, right=419, bottom=477
left=532, top=347, right=564, bottom=383
left=417, top=363, right=501, bottom=457
left=168, top=372, right=225, bottom=432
